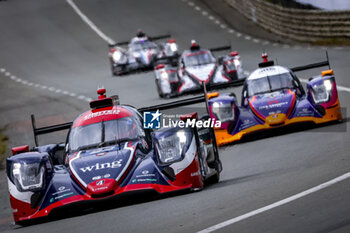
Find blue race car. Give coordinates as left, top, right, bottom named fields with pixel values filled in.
left=7, top=88, right=221, bottom=225
left=207, top=53, right=342, bottom=146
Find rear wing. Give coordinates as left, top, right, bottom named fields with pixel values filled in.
left=290, top=60, right=330, bottom=72
left=138, top=95, right=206, bottom=113
left=31, top=92, right=209, bottom=146
left=31, top=114, right=72, bottom=147
left=290, top=51, right=331, bottom=72
left=108, top=34, right=171, bottom=47
left=210, top=45, right=231, bottom=52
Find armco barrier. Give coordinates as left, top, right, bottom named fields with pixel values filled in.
left=225, top=0, right=350, bottom=42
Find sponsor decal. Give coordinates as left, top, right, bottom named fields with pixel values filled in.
left=143, top=110, right=162, bottom=129
left=92, top=176, right=102, bottom=180
left=96, top=180, right=105, bottom=186
left=239, top=119, right=256, bottom=130
left=268, top=100, right=279, bottom=105
left=132, top=178, right=157, bottom=183
left=296, top=108, right=315, bottom=117
left=52, top=186, right=71, bottom=196
left=136, top=170, right=156, bottom=178
left=50, top=192, right=74, bottom=203
left=258, top=101, right=289, bottom=110
left=84, top=109, right=120, bottom=120
left=144, top=110, right=221, bottom=129
left=80, top=159, right=123, bottom=173
left=191, top=172, right=200, bottom=177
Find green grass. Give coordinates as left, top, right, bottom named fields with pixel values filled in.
left=312, top=38, right=350, bottom=46
left=0, top=130, right=8, bottom=169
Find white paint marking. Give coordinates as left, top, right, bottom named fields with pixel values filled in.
left=220, top=24, right=227, bottom=29
left=0, top=68, right=5, bottom=73
left=15, top=78, right=22, bottom=83
left=244, top=36, right=251, bottom=40
left=85, top=97, right=93, bottom=102
left=27, top=82, right=33, bottom=86
left=5, top=72, right=11, bottom=76
left=252, top=38, right=260, bottom=43
left=48, top=87, right=56, bottom=92
left=195, top=6, right=201, bottom=11
left=62, top=90, right=69, bottom=95
left=228, top=29, right=235, bottom=34
left=236, top=32, right=242, bottom=37
left=40, top=85, right=47, bottom=89
left=243, top=70, right=250, bottom=76
left=34, top=84, right=40, bottom=88
left=272, top=43, right=279, bottom=47
left=66, top=0, right=115, bottom=45
left=55, top=89, right=62, bottom=93
left=69, top=93, right=77, bottom=97
left=300, top=78, right=350, bottom=93
left=208, top=15, right=215, bottom=20
left=215, top=20, right=220, bottom=24
left=197, top=171, right=350, bottom=233
left=10, top=76, right=16, bottom=80
left=202, top=11, right=208, bottom=16
left=282, top=44, right=290, bottom=49
left=188, top=1, right=194, bottom=6
left=262, top=40, right=270, bottom=45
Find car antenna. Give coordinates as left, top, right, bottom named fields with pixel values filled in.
left=326, top=50, right=331, bottom=69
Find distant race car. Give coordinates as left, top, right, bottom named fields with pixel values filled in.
left=154, top=40, right=245, bottom=98
left=108, top=30, right=179, bottom=75
left=7, top=88, right=221, bottom=225
left=207, top=53, right=342, bottom=146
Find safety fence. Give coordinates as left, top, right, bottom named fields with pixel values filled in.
left=225, top=0, right=350, bottom=42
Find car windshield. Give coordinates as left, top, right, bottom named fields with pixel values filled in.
left=129, top=41, right=157, bottom=51
left=183, top=51, right=215, bottom=66
left=247, top=72, right=294, bottom=96
left=68, top=116, right=145, bottom=151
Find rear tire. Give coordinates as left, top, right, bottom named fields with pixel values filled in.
left=206, top=170, right=220, bottom=184
left=155, top=79, right=164, bottom=98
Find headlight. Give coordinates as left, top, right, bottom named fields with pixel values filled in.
left=169, top=43, right=178, bottom=52
left=112, top=51, right=122, bottom=62
left=133, top=52, right=141, bottom=58
left=212, top=102, right=234, bottom=122
left=324, top=79, right=332, bottom=91
left=160, top=72, right=168, bottom=80
left=12, top=162, right=45, bottom=192
left=156, top=129, right=192, bottom=164
left=311, top=80, right=332, bottom=104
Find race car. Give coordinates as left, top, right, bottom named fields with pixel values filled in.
left=108, top=30, right=179, bottom=75
left=154, top=40, right=245, bottom=98
left=207, top=53, right=342, bottom=146
left=7, top=88, right=221, bottom=225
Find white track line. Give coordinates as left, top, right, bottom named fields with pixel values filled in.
left=197, top=171, right=350, bottom=233
left=66, top=0, right=115, bottom=45
left=300, top=79, right=350, bottom=93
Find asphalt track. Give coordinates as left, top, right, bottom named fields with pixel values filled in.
left=0, top=0, right=349, bottom=232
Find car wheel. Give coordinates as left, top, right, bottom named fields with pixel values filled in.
left=155, top=79, right=164, bottom=98
left=206, top=170, right=220, bottom=184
